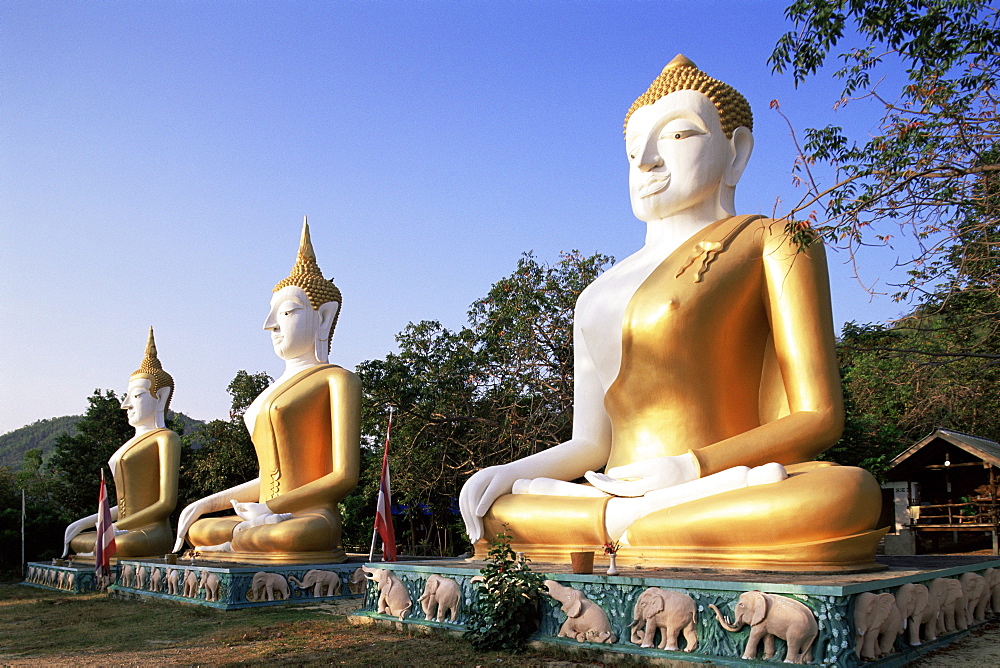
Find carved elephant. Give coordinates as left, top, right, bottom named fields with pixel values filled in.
left=630, top=587, right=696, bottom=651
left=199, top=571, right=221, bottom=602
left=136, top=566, right=148, bottom=590
left=57, top=572, right=66, bottom=589
left=930, top=578, right=967, bottom=635
left=960, top=572, right=988, bottom=623
left=854, top=592, right=902, bottom=660
left=984, top=568, right=1000, bottom=614
left=150, top=568, right=163, bottom=592
left=710, top=591, right=817, bottom=664
left=348, top=567, right=367, bottom=595
left=65, top=573, right=75, bottom=590
left=419, top=575, right=462, bottom=624
left=166, top=568, right=180, bottom=595
left=895, top=582, right=936, bottom=645
left=543, top=580, right=616, bottom=644
left=289, top=569, right=341, bottom=597
left=251, top=571, right=290, bottom=602
left=120, top=563, right=135, bottom=588
left=183, top=570, right=200, bottom=598
left=362, top=566, right=412, bottom=620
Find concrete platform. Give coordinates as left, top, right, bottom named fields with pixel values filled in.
left=107, top=556, right=367, bottom=609
left=349, top=554, right=1000, bottom=667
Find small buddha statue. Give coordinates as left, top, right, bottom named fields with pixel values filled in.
left=459, top=56, right=885, bottom=571
left=63, top=328, right=181, bottom=559
left=173, top=218, right=361, bottom=563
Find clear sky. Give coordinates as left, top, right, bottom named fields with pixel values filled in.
left=0, top=1, right=912, bottom=436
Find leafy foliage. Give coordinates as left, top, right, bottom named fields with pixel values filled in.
left=464, top=529, right=547, bottom=653
left=46, top=389, right=134, bottom=518
left=179, top=370, right=272, bottom=509
left=349, top=251, right=613, bottom=556
left=0, top=416, right=82, bottom=467
left=769, top=0, right=1000, bottom=315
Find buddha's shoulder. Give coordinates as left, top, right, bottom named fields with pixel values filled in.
left=308, top=364, right=361, bottom=389
left=135, top=428, right=182, bottom=449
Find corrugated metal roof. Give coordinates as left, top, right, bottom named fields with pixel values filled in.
left=889, top=428, right=1000, bottom=472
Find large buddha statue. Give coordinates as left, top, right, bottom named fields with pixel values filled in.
left=459, top=56, right=885, bottom=572
left=173, top=219, right=361, bottom=563
left=63, top=328, right=181, bottom=559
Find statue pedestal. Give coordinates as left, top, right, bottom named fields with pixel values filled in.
left=349, top=555, right=1000, bottom=667
left=22, top=561, right=118, bottom=594
left=106, top=556, right=365, bottom=610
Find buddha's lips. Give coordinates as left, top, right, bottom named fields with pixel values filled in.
left=639, top=175, right=670, bottom=198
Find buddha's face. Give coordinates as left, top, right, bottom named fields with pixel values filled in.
left=626, top=89, right=736, bottom=223
left=121, top=378, right=158, bottom=428
left=264, top=285, right=324, bottom=361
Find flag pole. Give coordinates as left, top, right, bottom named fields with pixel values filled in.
left=369, top=406, right=394, bottom=561
left=21, top=489, right=26, bottom=579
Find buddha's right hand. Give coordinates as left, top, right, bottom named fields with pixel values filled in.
left=459, top=465, right=521, bottom=544
left=173, top=499, right=210, bottom=553
left=584, top=452, right=699, bottom=497
left=63, top=515, right=96, bottom=557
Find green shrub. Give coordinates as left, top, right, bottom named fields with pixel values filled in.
left=464, top=529, right=546, bottom=653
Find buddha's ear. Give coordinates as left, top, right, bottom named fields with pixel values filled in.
left=724, top=126, right=753, bottom=187
left=317, top=301, right=339, bottom=337
left=155, top=386, right=171, bottom=412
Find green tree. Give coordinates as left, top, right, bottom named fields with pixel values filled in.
left=179, top=370, right=272, bottom=509
left=350, top=251, right=613, bottom=556
left=770, top=0, right=1000, bottom=315
left=46, top=389, right=133, bottom=518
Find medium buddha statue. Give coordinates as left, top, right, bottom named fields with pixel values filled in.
left=173, top=219, right=361, bottom=563
left=63, top=328, right=181, bottom=559
left=459, top=56, right=885, bottom=572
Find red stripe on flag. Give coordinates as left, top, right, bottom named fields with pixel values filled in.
left=94, top=469, right=116, bottom=578
left=374, top=412, right=397, bottom=561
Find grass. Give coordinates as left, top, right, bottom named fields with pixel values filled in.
left=0, top=582, right=610, bottom=666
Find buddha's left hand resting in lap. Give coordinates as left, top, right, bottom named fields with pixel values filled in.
left=172, top=219, right=361, bottom=563
left=63, top=328, right=180, bottom=559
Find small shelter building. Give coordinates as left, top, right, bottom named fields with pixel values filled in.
left=883, top=428, right=1000, bottom=555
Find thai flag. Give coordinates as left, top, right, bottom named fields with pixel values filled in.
left=94, top=469, right=116, bottom=578
left=374, top=411, right=397, bottom=562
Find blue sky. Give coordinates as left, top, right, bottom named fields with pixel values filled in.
left=0, top=1, right=912, bottom=436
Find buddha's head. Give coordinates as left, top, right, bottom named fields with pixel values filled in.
left=265, top=217, right=341, bottom=364
left=624, top=55, right=754, bottom=224
left=123, top=327, right=173, bottom=431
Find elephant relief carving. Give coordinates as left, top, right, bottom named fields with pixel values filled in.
left=984, top=568, right=1000, bottom=614
left=200, top=571, right=221, bottom=602
left=183, top=570, right=200, bottom=598
left=419, top=575, right=462, bottom=624
left=135, top=566, right=148, bottom=590
left=854, top=592, right=902, bottom=660
left=362, top=566, right=412, bottom=620
left=65, top=573, right=75, bottom=590
left=120, top=564, right=135, bottom=589
left=960, top=572, right=988, bottom=623
left=629, top=587, right=696, bottom=651
left=57, top=572, right=66, bottom=589
left=348, top=567, right=367, bottom=595
left=710, top=591, right=817, bottom=664
left=543, top=580, right=616, bottom=644
left=895, top=582, right=936, bottom=645
left=930, top=578, right=967, bottom=635
left=289, top=569, right=342, bottom=597
left=150, top=568, right=163, bottom=592
left=166, top=568, right=180, bottom=596
left=250, top=571, right=290, bottom=602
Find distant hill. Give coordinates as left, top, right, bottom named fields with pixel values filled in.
left=0, top=416, right=82, bottom=468
left=0, top=412, right=205, bottom=469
